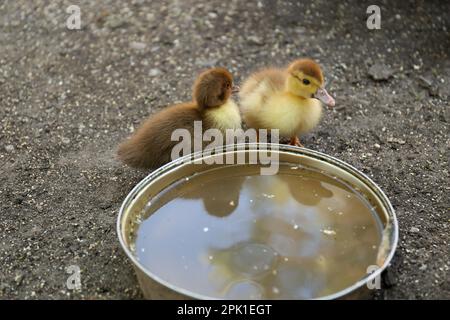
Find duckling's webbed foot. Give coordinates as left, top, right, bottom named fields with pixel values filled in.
left=289, top=136, right=304, bottom=147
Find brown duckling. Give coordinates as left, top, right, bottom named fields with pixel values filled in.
left=117, top=68, right=241, bottom=169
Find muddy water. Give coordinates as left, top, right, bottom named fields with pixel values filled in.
left=132, top=164, right=382, bottom=299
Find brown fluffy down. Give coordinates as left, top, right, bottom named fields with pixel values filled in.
left=117, top=103, right=203, bottom=169
left=117, top=67, right=235, bottom=170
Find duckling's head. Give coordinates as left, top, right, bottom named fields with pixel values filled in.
left=193, top=67, right=237, bottom=110
left=286, top=59, right=335, bottom=107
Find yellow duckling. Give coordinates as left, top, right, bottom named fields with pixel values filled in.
left=239, top=59, right=335, bottom=146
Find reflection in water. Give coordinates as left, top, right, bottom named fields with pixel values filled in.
left=133, top=164, right=382, bottom=299
left=181, top=176, right=245, bottom=217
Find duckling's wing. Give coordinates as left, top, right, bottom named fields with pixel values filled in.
left=239, top=68, right=286, bottom=98
left=117, top=103, right=201, bottom=169
left=239, top=68, right=286, bottom=129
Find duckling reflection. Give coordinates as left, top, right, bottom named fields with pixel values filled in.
left=244, top=171, right=334, bottom=208
left=281, top=173, right=333, bottom=206
left=133, top=164, right=381, bottom=299
left=203, top=171, right=376, bottom=299
left=180, top=176, right=245, bottom=217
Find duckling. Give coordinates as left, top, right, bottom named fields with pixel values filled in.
left=239, top=59, right=335, bottom=147
left=117, top=68, right=241, bottom=169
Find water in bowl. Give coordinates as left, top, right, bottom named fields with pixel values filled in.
left=131, top=164, right=382, bottom=299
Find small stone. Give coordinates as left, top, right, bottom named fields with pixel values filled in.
left=149, top=68, right=161, bottom=77
left=105, top=15, right=126, bottom=29
left=418, top=76, right=433, bottom=89
left=14, top=273, right=24, bottom=286
left=5, top=144, right=14, bottom=152
left=410, top=227, right=420, bottom=233
left=61, top=137, right=70, bottom=144
left=208, top=12, right=218, bottom=19
left=98, top=201, right=112, bottom=210
left=130, top=41, right=146, bottom=50
left=374, top=143, right=381, bottom=149
left=418, top=75, right=440, bottom=96
left=387, top=137, right=406, bottom=145
left=368, top=63, right=394, bottom=81
left=247, top=36, right=264, bottom=46
left=78, top=123, right=86, bottom=134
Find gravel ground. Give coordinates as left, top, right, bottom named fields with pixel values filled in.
left=0, top=0, right=448, bottom=299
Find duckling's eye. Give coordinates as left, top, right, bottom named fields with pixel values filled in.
left=302, top=79, right=310, bottom=85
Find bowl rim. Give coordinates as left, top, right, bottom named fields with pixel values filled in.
left=117, top=143, right=399, bottom=300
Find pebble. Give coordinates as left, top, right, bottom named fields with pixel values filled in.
left=387, top=137, right=406, bottom=145
left=368, top=63, right=394, bottom=81
left=130, top=41, right=146, bottom=50
left=418, top=75, right=433, bottom=89
left=5, top=144, right=14, bottom=152
left=410, top=227, right=420, bottom=233
left=149, top=68, right=162, bottom=77
left=208, top=12, right=218, bottom=19
left=14, top=273, right=24, bottom=286
left=247, top=36, right=264, bottom=46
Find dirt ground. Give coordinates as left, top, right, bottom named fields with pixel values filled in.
left=0, top=0, right=448, bottom=299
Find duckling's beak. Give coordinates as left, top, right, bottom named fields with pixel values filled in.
left=314, top=87, right=335, bottom=108
left=232, top=85, right=240, bottom=94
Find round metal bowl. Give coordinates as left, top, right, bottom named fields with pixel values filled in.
left=117, top=143, right=398, bottom=300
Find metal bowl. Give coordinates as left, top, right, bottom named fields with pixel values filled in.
left=117, top=143, right=398, bottom=300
